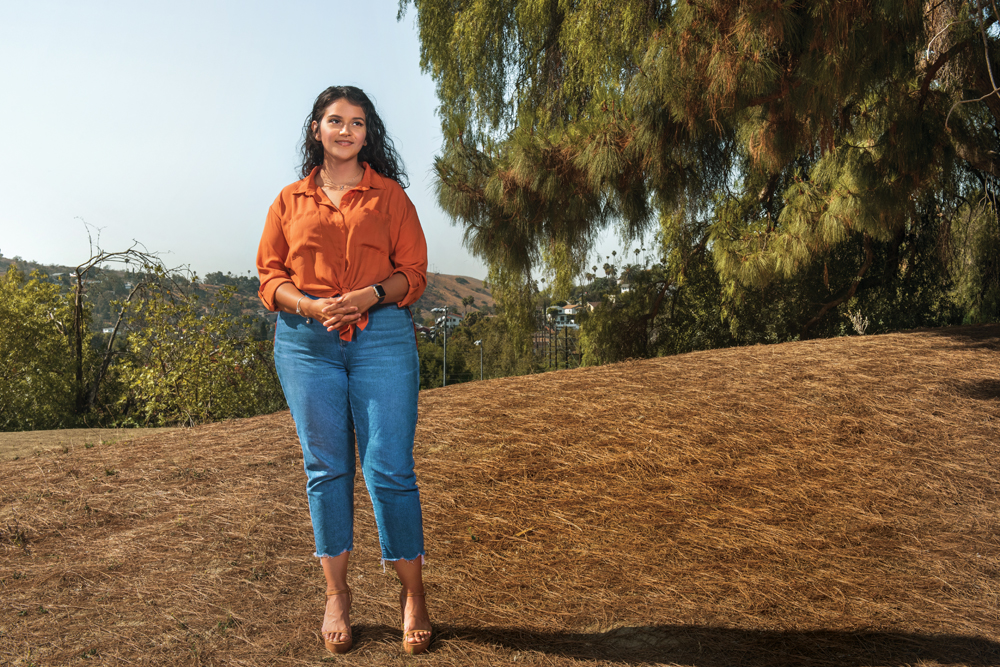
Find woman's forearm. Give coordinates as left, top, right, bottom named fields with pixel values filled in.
left=380, top=272, right=410, bottom=305
left=273, top=282, right=333, bottom=320
left=273, top=282, right=306, bottom=314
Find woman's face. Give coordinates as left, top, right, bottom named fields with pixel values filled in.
left=312, top=98, right=367, bottom=164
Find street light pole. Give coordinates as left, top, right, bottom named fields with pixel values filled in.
left=474, top=339, right=483, bottom=380
left=431, top=306, right=449, bottom=386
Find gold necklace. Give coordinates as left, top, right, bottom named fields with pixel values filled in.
left=320, top=167, right=364, bottom=191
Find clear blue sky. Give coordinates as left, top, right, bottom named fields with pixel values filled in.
left=0, top=0, right=489, bottom=279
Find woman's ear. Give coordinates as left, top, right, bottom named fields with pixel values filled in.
left=311, top=120, right=319, bottom=141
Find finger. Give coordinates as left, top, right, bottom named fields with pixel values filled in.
left=320, top=307, right=354, bottom=318
left=327, top=312, right=361, bottom=331
left=322, top=303, right=358, bottom=313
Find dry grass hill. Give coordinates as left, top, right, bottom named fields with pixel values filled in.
left=414, top=273, right=494, bottom=316
left=1, top=326, right=998, bottom=666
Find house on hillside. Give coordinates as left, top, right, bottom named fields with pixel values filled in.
left=435, top=312, right=463, bottom=330
left=547, top=303, right=581, bottom=329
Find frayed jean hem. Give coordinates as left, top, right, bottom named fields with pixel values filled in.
left=314, top=548, right=352, bottom=559
left=381, top=553, right=426, bottom=571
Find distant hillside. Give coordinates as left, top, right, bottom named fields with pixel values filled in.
left=0, top=254, right=491, bottom=323
left=2, top=325, right=998, bottom=665
left=0, top=255, right=70, bottom=276
left=414, top=272, right=494, bottom=317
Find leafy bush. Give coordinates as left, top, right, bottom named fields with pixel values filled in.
left=0, top=267, right=75, bottom=430
left=951, top=201, right=1000, bottom=324
left=118, top=284, right=285, bottom=426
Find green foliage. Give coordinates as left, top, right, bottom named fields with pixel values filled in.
left=202, top=271, right=262, bottom=298
left=0, top=267, right=75, bottom=430
left=441, top=325, right=479, bottom=383
left=460, top=295, right=475, bottom=315
left=417, top=301, right=546, bottom=387
left=408, top=0, right=1000, bottom=350
left=417, top=324, right=480, bottom=388
left=581, top=211, right=967, bottom=364
left=417, top=337, right=444, bottom=389
left=536, top=323, right=580, bottom=370
left=0, top=251, right=287, bottom=432
left=579, top=254, right=738, bottom=365
left=82, top=269, right=129, bottom=328
left=482, top=264, right=538, bottom=377
left=118, top=284, right=284, bottom=426
left=951, top=197, right=1000, bottom=323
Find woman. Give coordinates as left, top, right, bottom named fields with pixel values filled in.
left=256, top=86, right=431, bottom=655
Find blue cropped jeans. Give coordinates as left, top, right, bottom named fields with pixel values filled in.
left=274, top=302, right=424, bottom=562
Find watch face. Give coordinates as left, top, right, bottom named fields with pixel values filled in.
left=374, top=284, right=386, bottom=301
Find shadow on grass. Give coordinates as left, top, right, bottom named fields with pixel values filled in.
left=922, top=324, right=1000, bottom=349
left=953, top=378, right=1000, bottom=401
left=425, top=625, right=1000, bottom=666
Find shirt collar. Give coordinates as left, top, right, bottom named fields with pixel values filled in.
left=293, top=162, right=384, bottom=196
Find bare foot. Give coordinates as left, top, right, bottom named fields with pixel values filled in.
left=400, top=589, right=432, bottom=650
left=323, top=590, right=352, bottom=648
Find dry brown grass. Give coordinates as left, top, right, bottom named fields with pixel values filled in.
left=1, top=325, right=998, bottom=666
left=0, top=428, right=183, bottom=461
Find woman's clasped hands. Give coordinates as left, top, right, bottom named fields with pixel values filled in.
left=315, top=290, right=378, bottom=332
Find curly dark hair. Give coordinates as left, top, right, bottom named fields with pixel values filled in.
left=299, top=86, right=408, bottom=187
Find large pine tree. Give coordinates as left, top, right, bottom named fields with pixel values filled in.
left=403, top=0, right=1000, bottom=342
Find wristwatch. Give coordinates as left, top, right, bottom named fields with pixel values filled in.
left=372, top=283, right=386, bottom=304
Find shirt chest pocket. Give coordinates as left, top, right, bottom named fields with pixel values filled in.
left=287, top=211, right=342, bottom=259
left=351, top=208, right=393, bottom=256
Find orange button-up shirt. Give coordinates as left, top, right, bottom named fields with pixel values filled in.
left=256, top=164, right=427, bottom=340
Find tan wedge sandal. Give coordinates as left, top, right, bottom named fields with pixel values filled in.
left=323, top=588, right=353, bottom=654
left=401, top=591, right=431, bottom=655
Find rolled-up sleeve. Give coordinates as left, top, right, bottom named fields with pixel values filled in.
left=256, top=202, right=293, bottom=311
left=389, top=195, right=428, bottom=307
